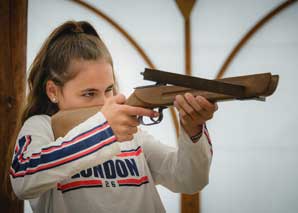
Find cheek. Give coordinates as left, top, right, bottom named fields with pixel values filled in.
left=58, top=92, right=84, bottom=110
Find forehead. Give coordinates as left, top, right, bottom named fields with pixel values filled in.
left=65, top=58, right=114, bottom=89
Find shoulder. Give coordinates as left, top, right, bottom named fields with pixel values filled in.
left=19, top=114, right=53, bottom=139
left=23, top=114, right=51, bottom=129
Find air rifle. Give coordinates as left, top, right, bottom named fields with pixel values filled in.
left=51, top=68, right=279, bottom=139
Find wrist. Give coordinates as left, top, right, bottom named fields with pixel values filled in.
left=190, top=130, right=203, bottom=143
left=182, top=123, right=203, bottom=143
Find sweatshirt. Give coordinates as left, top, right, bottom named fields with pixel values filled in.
left=10, top=112, right=212, bottom=213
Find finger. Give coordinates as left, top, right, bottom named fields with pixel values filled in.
left=175, top=95, right=198, bottom=120
left=175, top=96, right=211, bottom=124
left=117, top=134, right=134, bottom=142
left=195, top=96, right=216, bottom=120
left=120, top=125, right=137, bottom=135
left=124, top=116, right=140, bottom=127
left=196, top=96, right=217, bottom=113
left=126, top=126, right=138, bottom=135
left=184, top=93, right=202, bottom=113
left=173, top=99, right=181, bottom=111
left=196, top=109, right=214, bottom=120
left=180, top=110, right=195, bottom=123
left=179, top=116, right=188, bottom=126
left=175, top=101, right=198, bottom=123
left=123, top=105, right=159, bottom=117
left=179, top=109, right=205, bottom=126
left=175, top=95, right=193, bottom=115
left=126, top=134, right=134, bottom=141
left=114, top=94, right=126, bottom=104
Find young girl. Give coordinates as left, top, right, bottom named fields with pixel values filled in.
left=10, top=21, right=217, bottom=213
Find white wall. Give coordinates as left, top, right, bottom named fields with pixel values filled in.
left=26, top=0, right=298, bottom=212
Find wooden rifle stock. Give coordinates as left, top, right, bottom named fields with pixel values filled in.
left=51, top=72, right=279, bottom=139
left=126, top=72, right=278, bottom=107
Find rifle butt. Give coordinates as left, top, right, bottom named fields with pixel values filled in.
left=52, top=107, right=99, bottom=139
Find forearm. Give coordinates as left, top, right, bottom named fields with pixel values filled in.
left=160, top=126, right=212, bottom=193
left=10, top=112, right=121, bottom=199
left=141, top=125, right=212, bottom=194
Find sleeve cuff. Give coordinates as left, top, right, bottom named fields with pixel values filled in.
left=178, top=123, right=213, bottom=155
left=180, top=124, right=206, bottom=144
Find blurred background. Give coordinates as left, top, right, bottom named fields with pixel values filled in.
left=24, top=0, right=298, bottom=212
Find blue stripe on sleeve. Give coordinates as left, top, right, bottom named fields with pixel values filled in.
left=11, top=124, right=116, bottom=177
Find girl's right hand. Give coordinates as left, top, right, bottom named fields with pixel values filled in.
left=101, top=94, right=158, bottom=142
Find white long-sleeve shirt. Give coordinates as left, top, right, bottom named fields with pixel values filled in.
left=10, top=112, right=212, bottom=213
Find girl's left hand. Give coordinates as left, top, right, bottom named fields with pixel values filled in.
left=174, top=93, right=218, bottom=139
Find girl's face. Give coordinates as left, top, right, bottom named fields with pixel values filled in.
left=47, top=58, right=114, bottom=110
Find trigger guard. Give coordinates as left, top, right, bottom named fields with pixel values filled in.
left=149, top=108, right=164, bottom=124
left=138, top=107, right=166, bottom=126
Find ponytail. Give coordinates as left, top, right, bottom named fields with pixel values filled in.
left=21, top=20, right=115, bottom=124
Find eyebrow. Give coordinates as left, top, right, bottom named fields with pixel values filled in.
left=81, top=84, right=114, bottom=93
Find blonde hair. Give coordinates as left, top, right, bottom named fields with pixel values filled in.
left=22, top=20, right=116, bottom=123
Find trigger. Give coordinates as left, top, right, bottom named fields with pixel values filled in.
left=149, top=107, right=165, bottom=124
left=138, top=107, right=166, bottom=126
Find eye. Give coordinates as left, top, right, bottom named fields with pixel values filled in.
left=82, top=91, right=96, bottom=97
left=105, top=87, right=113, bottom=93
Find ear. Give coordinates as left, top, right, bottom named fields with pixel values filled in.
left=46, top=80, right=59, bottom=103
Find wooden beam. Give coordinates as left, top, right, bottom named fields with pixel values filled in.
left=175, top=0, right=200, bottom=212
left=217, top=0, right=298, bottom=79
left=0, top=0, right=27, bottom=211
left=181, top=194, right=199, bottom=213
left=176, top=0, right=196, bottom=76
